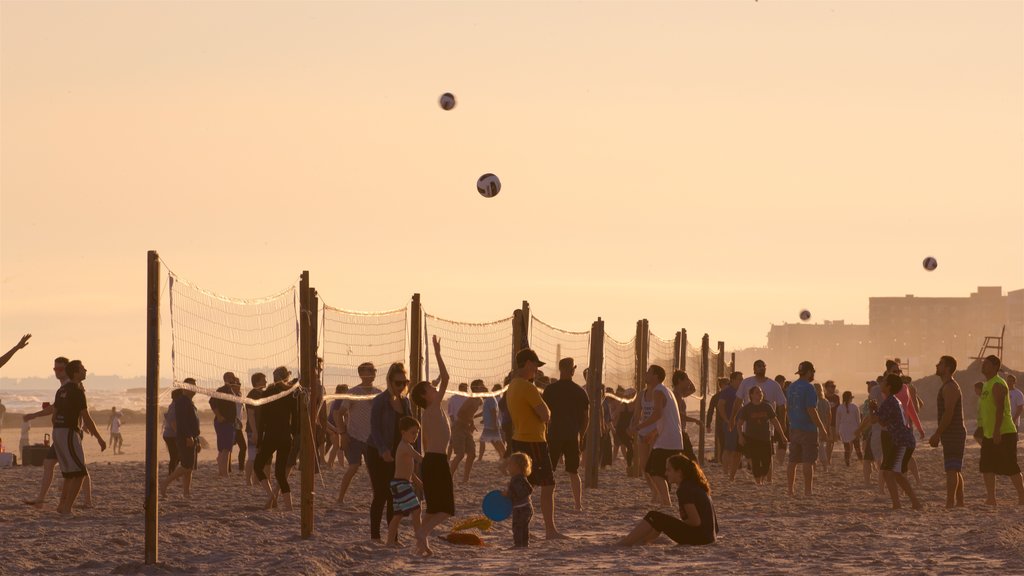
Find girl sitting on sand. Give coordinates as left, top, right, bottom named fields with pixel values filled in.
left=616, top=455, right=718, bottom=546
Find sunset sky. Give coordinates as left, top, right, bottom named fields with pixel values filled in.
left=2, top=1, right=1021, bottom=379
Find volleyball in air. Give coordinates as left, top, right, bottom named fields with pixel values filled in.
left=439, top=92, right=456, bottom=111
left=477, top=173, right=501, bottom=198
left=799, top=310, right=811, bottom=322
left=923, top=257, right=938, bottom=271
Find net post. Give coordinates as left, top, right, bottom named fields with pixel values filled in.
left=718, top=341, right=726, bottom=379
left=730, top=351, right=736, bottom=374
left=585, top=317, right=604, bottom=489
left=680, top=329, right=688, bottom=373
left=144, top=250, right=160, bottom=564
left=409, top=294, right=423, bottom=418
left=628, top=320, right=647, bottom=478
left=512, top=309, right=524, bottom=370
left=521, top=300, right=531, bottom=348
left=699, top=334, right=710, bottom=466
left=673, top=331, right=681, bottom=374
left=299, top=271, right=314, bottom=538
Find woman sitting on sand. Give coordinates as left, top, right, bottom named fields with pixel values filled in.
left=616, top=455, right=718, bottom=546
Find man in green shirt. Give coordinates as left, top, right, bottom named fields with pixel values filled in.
left=977, top=355, right=1024, bottom=506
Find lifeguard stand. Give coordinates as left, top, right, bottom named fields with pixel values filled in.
left=970, top=325, right=1006, bottom=362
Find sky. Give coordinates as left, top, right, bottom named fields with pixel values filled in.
left=1, top=1, right=1022, bottom=379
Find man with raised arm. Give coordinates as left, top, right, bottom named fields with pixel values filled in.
left=0, top=334, right=31, bottom=369
left=409, top=336, right=451, bottom=556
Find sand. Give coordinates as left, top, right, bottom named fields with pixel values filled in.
left=3, top=422, right=1024, bottom=575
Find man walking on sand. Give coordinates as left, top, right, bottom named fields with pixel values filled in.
left=507, top=348, right=567, bottom=539
left=786, top=361, right=828, bottom=496
left=929, top=355, right=966, bottom=508
left=53, top=360, right=107, bottom=515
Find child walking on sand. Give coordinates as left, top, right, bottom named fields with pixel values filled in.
left=505, top=452, right=534, bottom=547
left=387, top=417, right=423, bottom=546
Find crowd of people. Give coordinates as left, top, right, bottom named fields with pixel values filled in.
left=6, top=328, right=1024, bottom=552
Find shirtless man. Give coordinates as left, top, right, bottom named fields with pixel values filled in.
left=409, top=336, right=451, bottom=555
left=450, top=381, right=484, bottom=484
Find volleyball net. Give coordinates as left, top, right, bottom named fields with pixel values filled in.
left=424, top=311, right=515, bottom=398
left=529, top=315, right=591, bottom=377
left=167, top=268, right=301, bottom=406
left=321, top=303, right=408, bottom=391
left=603, top=334, right=637, bottom=393
left=648, top=332, right=676, bottom=373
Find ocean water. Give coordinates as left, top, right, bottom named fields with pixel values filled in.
left=0, top=388, right=154, bottom=415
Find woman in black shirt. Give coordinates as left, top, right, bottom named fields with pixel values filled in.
left=616, top=455, right=718, bottom=546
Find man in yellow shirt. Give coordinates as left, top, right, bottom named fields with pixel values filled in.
left=978, top=355, right=1024, bottom=506
left=506, top=348, right=567, bottom=539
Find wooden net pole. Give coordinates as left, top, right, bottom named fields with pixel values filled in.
left=698, top=334, right=710, bottom=465
left=585, top=317, right=604, bottom=489
left=299, top=272, right=314, bottom=538
left=144, top=250, right=160, bottom=564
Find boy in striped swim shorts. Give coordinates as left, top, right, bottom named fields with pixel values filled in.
left=387, top=417, right=423, bottom=546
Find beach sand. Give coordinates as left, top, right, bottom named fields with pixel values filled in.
left=3, top=423, right=1024, bottom=575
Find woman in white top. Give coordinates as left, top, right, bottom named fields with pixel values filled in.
left=834, top=391, right=862, bottom=467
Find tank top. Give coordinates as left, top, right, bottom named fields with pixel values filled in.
left=980, top=376, right=1016, bottom=438
left=639, top=389, right=656, bottom=434
left=653, top=383, right=684, bottom=450
left=936, top=383, right=965, bottom=435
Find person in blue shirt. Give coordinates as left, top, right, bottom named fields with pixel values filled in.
left=786, top=361, right=828, bottom=496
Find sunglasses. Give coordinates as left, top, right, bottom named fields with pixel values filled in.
left=392, top=379, right=410, bottom=386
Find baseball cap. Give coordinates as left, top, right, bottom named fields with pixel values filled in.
left=795, top=361, right=815, bottom=375
left=515, top=348, right=545, bottom=368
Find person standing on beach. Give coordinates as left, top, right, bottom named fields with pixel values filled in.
left=449, top=380, right=483, bottom=484
left=834, top=391, right=862, bottom=466
left=446, top=383, right=468, bottom=460
left=737, top=386, right=787, bottom=485
left=210, top=372, right=239, bottom=478
left=253, top=367, right=300, bottom=510
left=1006, top=374, right=1023, bottom=430
left=737, top=361, right=787, bottom=481
left=929, top=355, right=965, bottom=508
left=163, top=389, right=181, bottom=474
left=874, top=374, right=922, bottom=510
left=367, top=362, right=413, bottom=540
left=977, top=355, right=1024, bottom=506
left=824, top=381, right=840, bottom=467
left=335, top=363, right=378, bottom=506
left=786, top=361, right=828, bottom=496
left=244, top=373, right=267, bottom=485
left=671, top=371, right=700, bottom=462
left=543, top=358, right=590, bottom=512
left=107, top=407, right=123, bottom=455
left=633, top=365, right=684, bottom=506
left=813, top=383, right=832, bottom=473
left=719, top=372, right=743, bottom=480
left=231, top=377, right=246, bottom=473
left=409, top=336, right=451, bottom=556
left=53, top=360, right=106, bottom=515
left=507, top=348, right=567, bottom=539
left=704, top=378, right=726, bottom=464
left=479, top=384, right=506, bottom=462
left=161, top=379, right=201, bottom=499
left=23, top=356, right=82, bottom=507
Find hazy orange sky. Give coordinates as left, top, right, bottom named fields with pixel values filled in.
left=2, top=1, right=1022, bottom=379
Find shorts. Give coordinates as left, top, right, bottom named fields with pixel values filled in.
left=548, top=436, right=581, bottom=474
left=508, top=439, right=555, bottom=487
left=390, top=479, right=420, bottom=515
left=480, top=427, right=502, bottom=443
left=215, top=420, right=235, bottom=452
left=176, top=436, right=198, bottom=470
left=345, top=438, right=366, bottom=467
left=880, top=434, right=914, bottom=473
left=53, top=427, right=87, bottom=479
left=422, top=452, right=455, bottom=515
left=788, top=429, right=818, bottom=465
left=722, top=430, right=739, bottom=452
left=940, top=428, right=966, bottom=472
left=645, top=448, right=683, bottom=478
left=452, top=425, right=475, bottom=457
left=247, top=430, right=258, bottom=463
left=980, top=433, right=1021, bottom=476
